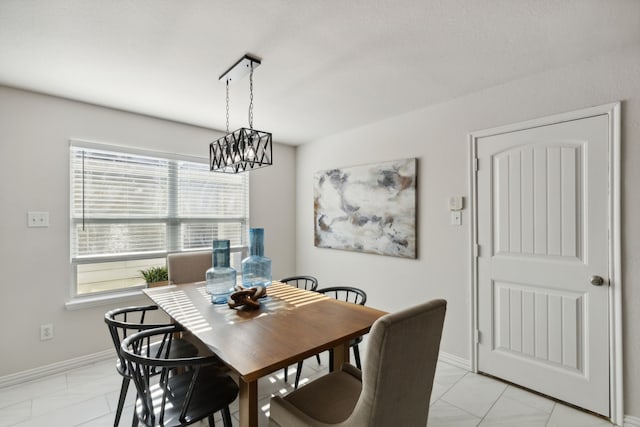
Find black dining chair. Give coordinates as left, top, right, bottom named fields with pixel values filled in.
left=279, top=275, right=320, bottom=385
left=292, top=286, right=367, bottom=389
left=105, top=305, right=200, bottom=427
left=279, top=275, right=319, bottom=291
left=121, top=324, right=238, bottom=427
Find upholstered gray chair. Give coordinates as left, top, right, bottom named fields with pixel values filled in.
left=269, top=299, right=447, bottom=427
left=167, top=251, right=212, bottom=285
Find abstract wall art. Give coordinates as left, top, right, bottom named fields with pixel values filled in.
left=314, top=158, right=417, bottom=258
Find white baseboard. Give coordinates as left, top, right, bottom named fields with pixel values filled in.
left=439, top=351, right=472, bottom=371
left=625, top=415, right=640, bottom=427
left=0, top=349, right=114, bottom=389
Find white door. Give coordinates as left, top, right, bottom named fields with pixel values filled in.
left=476, top=114, right=610, bottom=416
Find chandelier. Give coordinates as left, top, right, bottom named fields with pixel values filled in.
left=210, top=54, right=273, bottom=173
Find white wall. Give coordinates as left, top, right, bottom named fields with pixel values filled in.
left=250, top=143, right=296, bottom=280
left=0, top=86, right=296, bottom=376
left=295, top=46, right=640, bottom=418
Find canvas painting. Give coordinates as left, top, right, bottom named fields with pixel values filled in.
left=314, top=158, right=417, bottom=258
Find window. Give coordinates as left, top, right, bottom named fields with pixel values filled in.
left=70, top=142, right=249, bottom=296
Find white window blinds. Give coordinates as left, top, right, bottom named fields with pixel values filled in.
left=70, top=143, right=249, bottom=262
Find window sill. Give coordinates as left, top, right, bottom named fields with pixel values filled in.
left=65, top=288, right=148, bottom=311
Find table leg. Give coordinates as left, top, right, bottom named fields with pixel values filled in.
left=331, top=342, right=350, bottom=372
left=238, top=378, right=258, bottom=427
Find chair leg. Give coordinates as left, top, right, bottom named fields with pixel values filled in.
left=114, top=376, right=130, bottom=427
left=131, top=411, right=138, bottom=427
left=221, top=406, right=233, bottom=427
left=208, top=414, right=216, bottom=426
left=328, top=349, right=334, bottom=371
left=284, top=366, right=288, bottom=382
left=353, top=344, right=362, bottom=370
left=315, top=354, right=321, bottom=365
left=294, top=360, right=304, bottom=389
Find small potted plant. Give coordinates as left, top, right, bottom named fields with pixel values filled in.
left=140, top=266, right=169, bottom=288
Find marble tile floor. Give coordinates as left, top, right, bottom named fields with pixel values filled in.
left=0, top=357, right=614, bottom=427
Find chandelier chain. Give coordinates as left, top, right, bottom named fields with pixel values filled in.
left=225, top=80, right=230, bottom=133
left=249, top=62, right=254, bottom=129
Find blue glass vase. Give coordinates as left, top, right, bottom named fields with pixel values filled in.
left=206, top=240, right=236, bottom=304
left=242, top=228, right=272, bottom=290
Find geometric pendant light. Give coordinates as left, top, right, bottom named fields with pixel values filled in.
left=210, top=54, right=273, bottom=173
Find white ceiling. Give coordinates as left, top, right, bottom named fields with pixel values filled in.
left=1, top=0, right=639, bottom=145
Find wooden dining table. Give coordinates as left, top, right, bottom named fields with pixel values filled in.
left=143, top=281, right=387, bottom=427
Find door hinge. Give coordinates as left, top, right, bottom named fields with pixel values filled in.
left=474, top=243, right=480, bottom=258
left=473, top=158, right=479, bottom=172
left=475, top=329, right=481, bottom=345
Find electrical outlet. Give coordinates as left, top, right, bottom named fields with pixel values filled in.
left=40, top=324, right=54, bottom=341
left=27, top=211, right=49, bottom=227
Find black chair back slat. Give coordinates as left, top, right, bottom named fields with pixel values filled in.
left=316, top=286, right=367, bottom=305
left=280, top=275, right=319, bottom=291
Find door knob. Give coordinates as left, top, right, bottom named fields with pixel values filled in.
left=590, top=275, right=605, bottom=286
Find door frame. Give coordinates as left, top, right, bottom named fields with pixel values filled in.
left=468, top=103, right=622, bottom=425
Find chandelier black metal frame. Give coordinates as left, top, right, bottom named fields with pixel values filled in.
left=210, top=54, right=273, bottom=173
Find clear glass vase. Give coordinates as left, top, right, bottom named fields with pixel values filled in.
left=241, top=228, right=272, bottom=290
left=206, top=240, right=236, bottom=304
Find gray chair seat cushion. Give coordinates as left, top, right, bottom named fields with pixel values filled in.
left=272, top=364, right=362, bottom=425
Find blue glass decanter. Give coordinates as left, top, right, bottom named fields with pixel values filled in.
left=206, top=239, right=236, bottom=304
left=241, top=228, right=272, bottom=290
